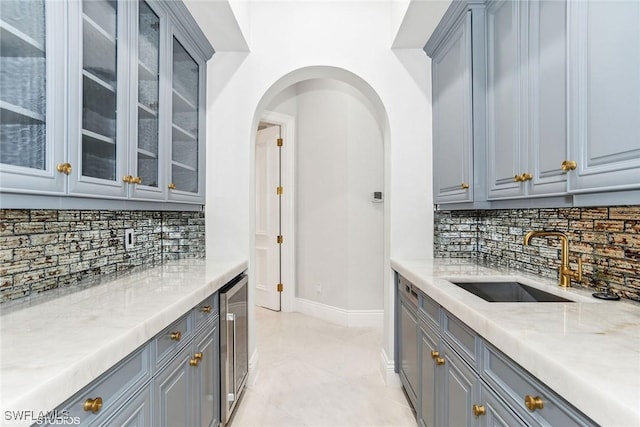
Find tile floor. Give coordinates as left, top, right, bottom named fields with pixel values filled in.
left=230, top=307, right=417, bottom=427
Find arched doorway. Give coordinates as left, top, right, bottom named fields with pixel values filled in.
left=248, top=67, right=392, bottom=380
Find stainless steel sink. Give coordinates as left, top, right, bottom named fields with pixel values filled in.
left=450, top=281, right=573, bottom=303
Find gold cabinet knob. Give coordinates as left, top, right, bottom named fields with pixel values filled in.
left=170, top=331, right=182, bottom=341
left=514, top=174, right=524, bottom=182
left=200, top=305, right=212, bottom=313
left=561, top=160, right=577, bottom=171
left=189, top=353, right=203, bottom=367
left=435, top=356, right=445, bottom=365
left=522, top=172, right=533, bottom=181
left=430, top=350, right=445, bottom=365
left=83, top=397, right=103, bottom=413
left=168, top=183, right=176, bottom=190
left=460, top=182, right=470, bottom=189
left=472, top=404, right=486, bottom=417
left=123, top=175, right=133, bottom=183
left=133, top=176, right=142, bottom=184
left=430, top=350, right=440, bottom=359
left=56, top=163, right=72, bottom=175
left=525, top=395, right=544, bottom=411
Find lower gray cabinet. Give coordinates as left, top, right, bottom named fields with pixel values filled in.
left=97, top=387, right=153, bottom=427
left=155, top=344, right=194, bottom=426
left=154, top=314, right=220, bottom=427
left=397, top=273, right=595, bottom=427
left=44, top=290, right=221, bottom=427
left=397, top=276, right=419, bottom=409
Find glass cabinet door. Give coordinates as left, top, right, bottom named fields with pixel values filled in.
left=0, top=0, right=46, bottom=170
left=81, top=0, right=118, bottom=182
left=170, top=36, right=199, bottom=195
left=133, top=0, right=161, bottom=195
left=0, top=0, right=64, bottom=194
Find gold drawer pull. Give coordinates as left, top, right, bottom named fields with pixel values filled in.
left=525, top=395, right=544, bottom=411
left=521, top=172, right=532, bottom=181
left=514, top=174, right=524, bottom=182
left=434, top=356, right=445, bottom=365
left=170, top=331, right=182, bottom=341
left=430, top=350, right=440, bottom=359
left=194, top=352, right=203, bottom=360
left=472, top=404, right=486, bottom=417
left=123, top=175, right=133, bottom=183
left=200, top=305, right=212, bottom=313
left=83, top=397, right=103, bottom=413
left=561, top=160, right=577, bottom=171
left=430, top=350, right=445, bottom=365
left=168, top=183, right=176, bottom=190
left=460, top=182, right=469, bottom=189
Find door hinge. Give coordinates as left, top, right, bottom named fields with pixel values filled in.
left=276, top=186, right=283, bottom=195
left=277, top=283, right=283, bottom=292
left=277, top=138, right=283, bottom=147
left=277, top=235, right=283, bottom=244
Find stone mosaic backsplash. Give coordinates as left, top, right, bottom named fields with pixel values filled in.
left=0, top=210, right=205, bottom=303
left=434, top=206, right=640, bottom=302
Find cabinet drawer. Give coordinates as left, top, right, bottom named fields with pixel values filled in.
left=153, top=312, right=192, bottom=369
left=54, top=346, right=150, bottom=426
left=193, top=293, right=218, bottom=331
left=483, top=344, right=596, bottom=426
left=442, top=311, right=480, bottom=369
left=418, top=292, right=440, bottom=330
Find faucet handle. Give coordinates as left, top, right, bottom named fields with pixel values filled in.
left=569, top=256, right=583, bottom=283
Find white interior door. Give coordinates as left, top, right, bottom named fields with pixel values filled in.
left=255, top=124, right=281, bottom=310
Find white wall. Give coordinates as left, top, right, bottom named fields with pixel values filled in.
left=200, top=0, right=434, bottom=366
left=294, top=79, right=384, bottom=311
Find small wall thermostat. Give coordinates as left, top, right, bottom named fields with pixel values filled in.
left=371, top=191, right=384, bottom=203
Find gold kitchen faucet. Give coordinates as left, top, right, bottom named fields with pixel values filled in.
left=523, top=230, right=582, bottom=287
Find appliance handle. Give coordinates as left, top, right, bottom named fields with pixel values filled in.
left=228, top=312, right=237, bottom=398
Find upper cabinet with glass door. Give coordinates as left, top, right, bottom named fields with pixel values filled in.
left=0, top=0, right=212, bottom=207
left=168, top=29, right=206, bottom=203
left=67, top=0, right=127, bottom=198
left=0, top=0, right=65, bottom=194
left=129, top=0, right=164, bottom=201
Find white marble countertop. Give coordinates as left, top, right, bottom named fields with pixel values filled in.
left=391, top=258, right=640, bottom=427
left=0, top=258, right=247, bottom=423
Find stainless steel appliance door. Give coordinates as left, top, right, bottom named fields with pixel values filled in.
left=220, top=274, right=248, bottom=425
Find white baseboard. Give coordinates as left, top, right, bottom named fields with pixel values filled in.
left=294, top=297, right=384, bottom=328
left=380, top=347, right=401, bottom=387
left=247, top=348, right=259, bottom=386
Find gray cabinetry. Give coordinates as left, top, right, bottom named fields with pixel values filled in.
left=0, top=0, right=212, bottom=208
left=431, top=11, right=473, bottom=204
left=396, top=273, right=595, bottom=427
left=0, top=0, right=66, bottom=194
left=154, top=308, right=220, bottom=427
left=397, top=276, right=419, bottom=409
left=427, top=1, right=487, bottom=206
left=46, top=288, right=222, bottom=427
left=486, top=0, right=567, bottom=200
left=567, top=0, right=640, bottom=195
